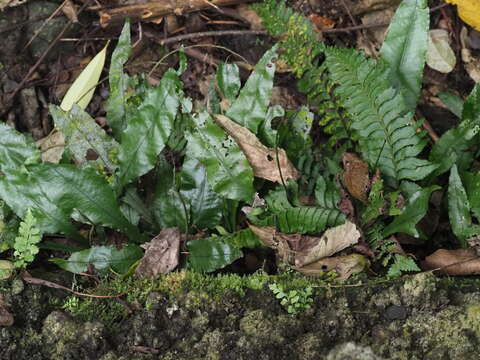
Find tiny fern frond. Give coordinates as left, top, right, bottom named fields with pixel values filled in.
left=14, top=209, right=42, bottom=268
left=325, top=47, right=437, bottom=186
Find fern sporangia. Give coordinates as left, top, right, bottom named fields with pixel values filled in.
left=325, top=47, right=438, bottom=186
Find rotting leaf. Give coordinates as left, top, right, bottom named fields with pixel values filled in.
left=342, top=153, right=370, bottom=203
left=422, top=248, right=480, bottom=275
left=214, top=114, right=299, bottom=184
left=248, top=221, right=360, bottom=267
left=50, top=104, right=120, bottom=173
left=295, top=220, right=361, bottom=267
left=426, top=29, right=456, bottom=74
left=296, top=253, right=368, bottom=280
left=135, top=228, right=181, bottom=279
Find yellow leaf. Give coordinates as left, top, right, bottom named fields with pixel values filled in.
left=445, top=0, right=480, bottom=31
left=60, top=43, right=108, bottom=111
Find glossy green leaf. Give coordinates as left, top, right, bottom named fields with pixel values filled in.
left=437, top=92, right=464, bottom=118
left=463, top=171, right=480, bottom=222
left=50, top=104, right=120, bottom=173
left=429, top=127, right=473, bottom=176
left=179, top=157, right=223, bottom=229
left=448, top=165, right=480, bottom=247
left=51, top=244, right=143, bottom=274
left=0, top=164, right=141, bottom=243
left=152, top=156, right=223, bottom=232
left=460, top=82, right=480, bottom=140
left=430, top=84, right=480, bottom=176
left=380, top=0, right=429, bottom=111
left=383, top=185, right=440, bottom=238
left=0, top=167, right=84, bottom=243
left=106, top=19, right=136, bottom=137
left=226, top=45, right=278, bottom=133
left=152, top=156, right=188, bottom=232
left=186, top=111, right=255, bottom=203
left=120, top=186, right=153, bottom=226
left=187, top=236, right=242, bottom=272
left=0, top=123, right=40, bottom=171
left=117, top=70, right=182, bottom=189
left=61, top=43, right=107, bottom=111
left=216, top=62, right=240, bottom=103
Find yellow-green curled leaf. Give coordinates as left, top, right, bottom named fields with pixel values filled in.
left=60, top=43, right=108, bottom=111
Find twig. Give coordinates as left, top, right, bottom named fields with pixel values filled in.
left=22, top=274, right=131, bottom=298
left=145, top=29, right=267, bottom=46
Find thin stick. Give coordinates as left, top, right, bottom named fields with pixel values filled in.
left=145, top=29, right=267, bottom=46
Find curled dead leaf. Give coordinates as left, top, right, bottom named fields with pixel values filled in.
left=248, top=221, right=360, bottom=268
left=421, top=248, right=480, bottom=275
left=296, top=253, right=369, bottom=281
left=135, top=228, right=181, bottom=279
left=214, top=114, right=299, bottom=184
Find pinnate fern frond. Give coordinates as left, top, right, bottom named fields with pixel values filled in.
left=325, top=47, right=437, bottom=185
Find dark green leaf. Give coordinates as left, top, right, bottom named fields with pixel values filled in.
left=0, top=123, right=40, bottom=171
left=226, top=46, right=278, bottom=133
left=151, top=156, right=188, bottom=232
left=106, top=19, right=135, bottom=137
left=463, top=171, right=480, bottom=222
left=216, top=63, right=240, bottom=103
left=460, top=83, right=480, bottom=140
left=51, top=244, right=142, bottom=274
left=118, top=70, right=182, bottom=189
left=448, top=165, right=480, bottom=247
left=0, top=167, right=84, bottom=243
left=50, top=104, right=120, bottom=173
left=187, top=236, right=242, bottom=272
left=437, top=92, right=464, bottom=118
left=179, top=157, right=223, bottom=229
left=383, top=185, right=440, bottom=238
left=429, top=127, right=473, bottom=176
left=186, top=111, right=255, bottom=202
left=380, top=0, right=429, bottom=111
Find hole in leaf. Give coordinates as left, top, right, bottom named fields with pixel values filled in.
left=85, top=149, right=99, bottom=160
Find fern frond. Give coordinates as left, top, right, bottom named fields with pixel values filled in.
left=298, top=64, right=353, bottom=147
left=251, top=0, right=324, bottom=78
left=325, top=47, right=437, bottom=186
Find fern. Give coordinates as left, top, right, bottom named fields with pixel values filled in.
left=387, top=254, right=420, bottom=278
left=298, top=64, right=353, bottom=148
left=248, top=176, right=345, bottom=234
left=251, top=0, right=323, bottom=78
left=13, top=209, right=42, bottom=268
left=253, top=1, right=352, bottom=149
left=325, top=47, right=437, bottom=186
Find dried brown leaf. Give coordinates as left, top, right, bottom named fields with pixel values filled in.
left=295, top=221, right=360, bottom=267
left=135, top=228, right=180, bottom=279
left=248, top=221, right=360, bottom=267
left=296, top=253, right=369, bottom=280
left=237, top=4, right=264, bottom=30
left=62, top=0, right=78, bottom=23
left=214, top=114, right=299, bottom=183
left=342, top=153, right=370, bottom=203
left=36, top=131, right=65, bottom=164
left=421, top=248, right=480, bottom=275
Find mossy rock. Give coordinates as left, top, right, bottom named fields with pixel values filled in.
left=1, top=271, right=480, bottom=359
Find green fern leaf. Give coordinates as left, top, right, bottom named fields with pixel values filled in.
left=325, top=47, right=437, bottom=185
